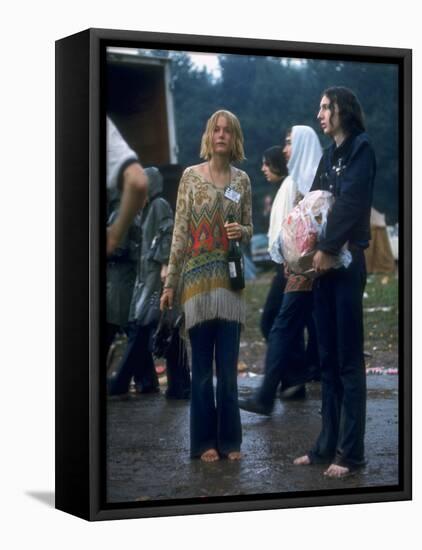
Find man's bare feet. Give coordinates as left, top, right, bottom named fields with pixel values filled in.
left=227, top=451, right=241, bottom=461
left=293, top=455, right=311, bottom=465
left=324, top=464, right=350, bottom=478
left=200, top=449, right=220, bottom=462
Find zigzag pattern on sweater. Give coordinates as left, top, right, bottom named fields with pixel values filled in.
left=182, top=199, right=231, bottom=303
left=182, top=251, right=230, bottom=303
left=187, top=197, right=235, bottom=258
left=166, top=167, right=252, bottom=330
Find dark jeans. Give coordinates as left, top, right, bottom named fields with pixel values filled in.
left=304, top=308, right=319, bottom=376
left=189, top=319, right=242, bottom=457
left=257, top=291, right=315, bottom=411
left=309, top=249, right=367, bottom=469
left=164, top=331, right=191, bottom=399
left=260, top=264, right=286, bottom=341
left=260, top=265, right=319, bottom=384
left=108, top=323, right=159, bottom=395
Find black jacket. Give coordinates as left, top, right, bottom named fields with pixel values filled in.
left=311, top=131, right=376, bottom=255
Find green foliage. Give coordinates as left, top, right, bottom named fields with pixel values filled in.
left=169, top=53, right=399, bottom=229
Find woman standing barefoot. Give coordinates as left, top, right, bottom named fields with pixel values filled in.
left=160, top=110, right=252, bottom=462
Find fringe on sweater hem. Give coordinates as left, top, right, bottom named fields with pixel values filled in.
left=182, top=287, right=245, bottom=333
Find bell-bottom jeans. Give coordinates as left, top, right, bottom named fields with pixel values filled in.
left=309, top=249, right=367, bottom=469
left=188, top=319, right=242, bottom=457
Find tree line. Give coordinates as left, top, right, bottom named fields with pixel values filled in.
left=166, top=51, right=399, bottom=231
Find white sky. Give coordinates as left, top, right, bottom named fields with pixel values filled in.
left=188, top=51, right=305, bottom=78
left=189, top=52, right=221, bottom=78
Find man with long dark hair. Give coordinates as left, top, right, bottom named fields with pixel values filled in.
left=294, top=87, right=376, bottom=477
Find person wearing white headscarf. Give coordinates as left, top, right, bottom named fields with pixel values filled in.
left=268, top=125, right=322, bottom=249
left=287, top=125, right=325, bottom=196
left=240, top=125, right=322, bottom=415
left=263, top=126, right=323, bottom=336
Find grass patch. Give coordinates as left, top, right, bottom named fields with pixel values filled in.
left=363, top=272, right=398, bottom=367
left=241, top=268, right=399, bottom=373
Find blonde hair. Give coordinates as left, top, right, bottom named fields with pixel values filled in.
left=200, top=110, right=245, bottom=162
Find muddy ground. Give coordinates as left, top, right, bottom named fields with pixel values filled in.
left=106, top=374, right=398, bottom=503
left=106, top=270, right=399, bottom=504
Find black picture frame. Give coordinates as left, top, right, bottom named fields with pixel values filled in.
left=55, top=27, right=412, bottom=521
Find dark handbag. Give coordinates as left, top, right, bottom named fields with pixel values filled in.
left=152, top=307, right=184, bottom=359
left=141, top=290, right=162, bottom=327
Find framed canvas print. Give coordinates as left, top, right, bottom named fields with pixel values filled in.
left=55, top=28, right=412, bottom=521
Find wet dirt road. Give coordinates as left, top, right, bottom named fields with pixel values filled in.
left=106, top=374, right=398, bottom=503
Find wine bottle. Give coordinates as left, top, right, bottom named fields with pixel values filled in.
left=226, top=215, right=245, bottom=290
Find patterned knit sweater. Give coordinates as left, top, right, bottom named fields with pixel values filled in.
left=166, top=166, right=253, bottom=331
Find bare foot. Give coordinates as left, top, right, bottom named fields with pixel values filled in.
left=293, top=455, right=311, bottom=465
left=227, top=451, right=241, bottom=461
left=324, top=464, right=350, bottom=478
left=200, top=449, right=220, bottom=462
